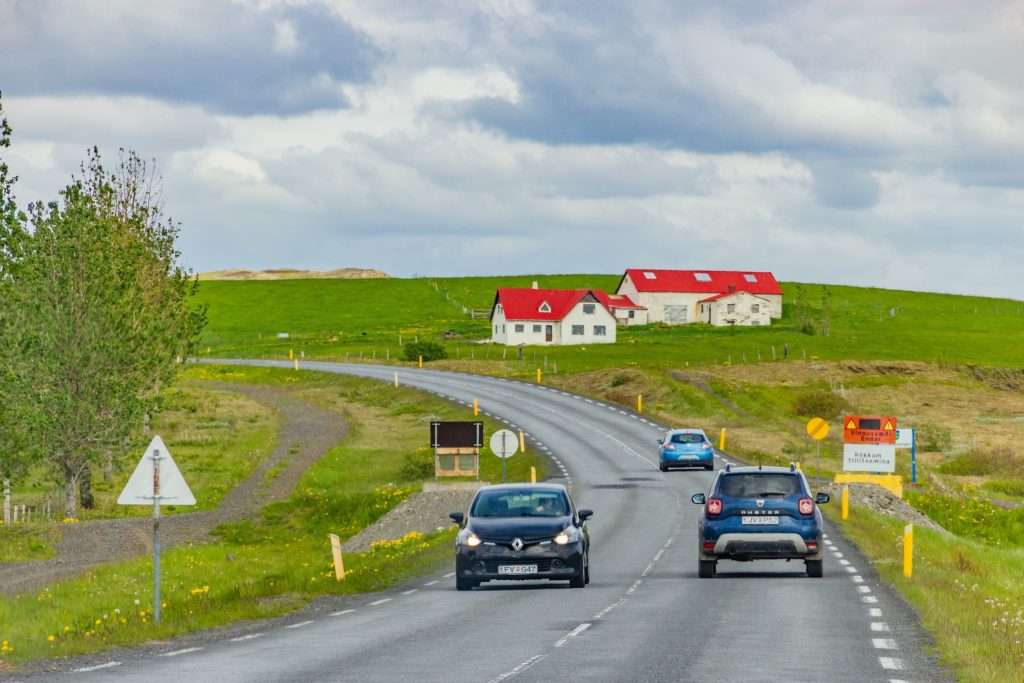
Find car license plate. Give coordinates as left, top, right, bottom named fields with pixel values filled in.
left=741, top=516, right=780, bottom=525
left=498, top=564, right=538, bottom=575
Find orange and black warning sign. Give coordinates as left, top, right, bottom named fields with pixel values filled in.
left=843, top=415, right=897, bottom=445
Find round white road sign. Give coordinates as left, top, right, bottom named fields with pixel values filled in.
left=490, top=429, right=519, bottom=459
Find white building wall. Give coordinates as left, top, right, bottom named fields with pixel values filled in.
left=702, top=292, right=772, bottom=327
left=491, top=306, right=508, bottom=344
left=613, top=308, right=649, bottom=325
left=761, top=294, right=783, bottom=319
left=502, top=319, right=562, bottom=346
left=618, top=273, right=782, bottom=323
left=557, top=301, right=617, bottom=344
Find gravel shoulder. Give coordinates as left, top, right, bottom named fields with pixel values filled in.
left=0, top=382, right=347, bottom=595
left=342, top=488, right=479, bottom=553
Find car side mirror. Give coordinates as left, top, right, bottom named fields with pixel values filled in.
left=815, top=493, right=831, bottom=505
left=656, top=438, right=663, bottom=445
left=691, top=493, right=706, bottom=505
left=577, top=509, right=594, bottom=524
left=449, top=512, right=464, bottom=525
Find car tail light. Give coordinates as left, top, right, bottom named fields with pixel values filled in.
left=702, top=541, right=715, bottom=552
left=706, top=498, right=723, bottom=517
left=702, top=442, right=712, bottom=450
left=663, top=443, right=675, bottom=451
left=799, top=498, right=814, bottom=516
left=806, top=540, right=818, bottom=551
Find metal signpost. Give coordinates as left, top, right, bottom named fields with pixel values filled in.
left=118, top=436, right=196, bottom=624
left=896, top=428, right=916, bottom=484
left=430, top=421, right=484, bottom=478
left=805, top=417, right=829, bottom=474
left=489, top=429, right=519, bottom=482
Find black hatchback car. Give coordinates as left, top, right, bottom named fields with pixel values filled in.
left=450, top=484, right=593, bottom=590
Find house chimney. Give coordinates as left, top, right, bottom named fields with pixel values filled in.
left=531, top=281, right=539, bottom=289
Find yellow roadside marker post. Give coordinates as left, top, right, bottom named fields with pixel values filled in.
left=519, top=430, right=525, bottom=452
left=293, top=358, right=299, bottom=371
left=394, top=372, right=399, bottom=387
left=530, top=466, right=536, bottom=483
left=903, top=524, right=913, bottom=578
left=329, top=533, right=345, bottom=581
left=289, top=349, right=294, bottom=360
left=841, top=485, right=850, bottom=520
left=719, top=428, right=727, bottom=451
left=473, top=399, right=479, bottom=416
left=418, top=355, right=423, bottom=368
left=637, top=394, right=643, bottom=414
left=536, top=368, right=543, bottom=383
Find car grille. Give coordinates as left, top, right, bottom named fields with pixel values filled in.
left=483, top=559, right=555, bottom=573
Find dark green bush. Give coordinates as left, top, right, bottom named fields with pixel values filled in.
left=403, top=341, right=447, bottom=362
left=791, top=389, right=850, bottom=418
left=917, top=422, right=953, bottom=452
left=399, top=451, right=434, bottom=481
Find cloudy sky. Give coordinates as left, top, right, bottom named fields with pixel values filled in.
left=2, top=0, right=1023, bottom=297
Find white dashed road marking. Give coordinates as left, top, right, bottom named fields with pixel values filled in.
left=74, top=662, right=121, bottom=673
left=286, top=620, right=314, bottom=629
left=230, top=633, right=265, bottom=642
left=872, top=638, right=898, bottom=650
left=424, top=580, right=439, bottom=586
left=554, top=622, right=592, bottom=648
left=330, top=610, right=356, bottom=617
left=486, top=654, right=547, bottom=683
left=871, top=622, right=891, bottom=632
left=160, top=647, right=203, bottom=657
left=369, top=598, right=392, bottom=607
left=869, top=608, right=883, bottom=618
left=879, top=657, right=905, bottom=670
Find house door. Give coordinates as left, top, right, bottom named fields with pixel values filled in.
left=664, top=305, right=688, bottom=324
left=545, top=325, right=553, bottom=342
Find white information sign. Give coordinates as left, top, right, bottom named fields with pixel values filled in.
left=895, top=428, right=915, bottom=449
left=843, top=443, right=897, bottom=473
left=118, top=435, right=196, bottom=505
left=489, top=429, right=519, bottom=459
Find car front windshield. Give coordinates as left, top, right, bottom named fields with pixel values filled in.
left=670, top=433, right=705, bottom=444
left=718, top=474, right=802, bottom=498
left=471, top=490, right=570, bottom=518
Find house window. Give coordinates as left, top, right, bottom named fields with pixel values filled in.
left=628, top=310, right=635, bottom=319
left=751, top=304, right=760, bottom=313
left=514, top=324, right=524, bottom=333
left=643, top=271, right=657, bottom=279
left=727, top=303, right=736, bottom=313
left=582, top=303, right=596, bottom=314
left=539, top=302, right=551, bottom=313
left=532, top=324, right=542, bottom=333
left=496, top=303, right=503, bottom=312
left=743, top=274, right=758, bottom=283
left=594, top=325, right=607, bottom=336
left=571, top=325, right=585, bottom=336
left=694, top=272, right=712, bottom=282
left=494, top=325, right=499, bottom=335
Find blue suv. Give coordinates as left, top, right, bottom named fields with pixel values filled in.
left=657, top=429, right=714, bottom=471
left=691, top=465, right=830, bottom=578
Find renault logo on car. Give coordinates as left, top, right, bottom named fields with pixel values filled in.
left=756, top=499, right=765, bottom=508
left=511, top=538, right=524, bottom=552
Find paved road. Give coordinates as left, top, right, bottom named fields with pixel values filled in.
left=55, top=360, right=948, bottom=683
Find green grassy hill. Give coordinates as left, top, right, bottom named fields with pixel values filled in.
left=194, top=275, right=1024, bottom=369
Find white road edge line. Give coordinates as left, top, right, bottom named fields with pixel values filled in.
left=554, top=622, right=592, bottom=648
left=73, top=661, right=121, bottom=673
left=486, top=654, right=547, bottom=683
left=443, top=572, right=455, bottom=578
left=879, top=657, right=905, bottom=671
left=871, top=622, right=891, bottom=632
left=593, top=598, right=626, bottom=620
left=869, top=608, right=883, bottom=618
left=369, top=598, right=392, bottom=607
left=286, top=620, right=314, bottom=629
left=424, top=580, right=439, bottom=586
left=160, top=647, right=203, bottom=657
left=230, top=633, right=265, bottom=642
left=330, top=610, right=356, bottom=617
left=872, top=638, right=898, bottom=650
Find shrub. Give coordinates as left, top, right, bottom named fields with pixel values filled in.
left=399, top=451, right=434, bottom=481
left=917, top=422, right=953, bottom=452
left=938, top=448, right=1021, bottom=477
left=403, top=341, right=447, bottom=362
left=984, top=478, right=1024, bottom=498
left=791, top=389, right=850, bottom=418
left=609, top=374, right=630, bottom=388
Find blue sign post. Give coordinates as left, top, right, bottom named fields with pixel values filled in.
left=896, top=428, right=916, bottom=485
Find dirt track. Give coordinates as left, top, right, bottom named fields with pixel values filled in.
left=0, top=383, right=347, bottom=595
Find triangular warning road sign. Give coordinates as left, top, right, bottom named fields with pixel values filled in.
left=117, top=436, right=196, bottom=506
left=846, top=420, right=857, bottom=430
left=883, top=421, right=895, bottom=431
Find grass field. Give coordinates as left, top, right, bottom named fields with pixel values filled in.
left=193, top=275, right=1024, bottom=370
left=0, top=366, right=546, bottom=667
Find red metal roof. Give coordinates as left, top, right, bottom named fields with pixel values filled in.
left=601, top=293, right=645, bottom=309
left=698, top=290, right=770, bottom=303
left=619, top=269, right=782, bottom=295
left=492, top=288, right=612, bottom=321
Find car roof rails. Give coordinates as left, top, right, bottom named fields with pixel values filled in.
left=790, top=462, right=797, bottom=471
left=724, top=463, right=731, bottom=472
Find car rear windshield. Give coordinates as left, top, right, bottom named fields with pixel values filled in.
left=670, top=433, right=706, bottom=444
left=717, top=473, right=803, bottom=498
left=471, top=490, right=570, bottom=518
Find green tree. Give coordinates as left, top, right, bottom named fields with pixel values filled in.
left=3, top=145, right=205, bottom=518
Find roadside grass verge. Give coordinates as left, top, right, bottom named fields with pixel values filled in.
left=0, top=525, right=62, bottom=563
left=830, top=505, right=1024, bottom=682
left=0, top=365, right=545, bottom=667
left=10, top=385, right=277, bottom=521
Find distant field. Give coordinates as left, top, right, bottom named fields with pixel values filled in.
left=193, top=274, right=1024, bottom=370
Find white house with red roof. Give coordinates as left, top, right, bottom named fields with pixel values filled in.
left=490, top=285, right=619, bottom=345
left=615, top=269, right=783, bottom=326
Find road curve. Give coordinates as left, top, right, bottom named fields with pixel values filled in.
left=58, top=360, right=948, bottom=683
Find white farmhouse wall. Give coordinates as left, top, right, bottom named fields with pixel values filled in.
left=491, top=305, right=508, bottom=343
left=630, top=292, right=705, bottom=324
left=761, top=294, right=783, bottom=319
left=701, top=292, right=772, bottom=327
left=557, top=301, right=617, bottom=344
left=613, top=308, right=649, bottom=325
left=502, top=320, right=562, bottom=346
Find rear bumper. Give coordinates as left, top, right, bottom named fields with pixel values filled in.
left=660, top=451, right=714, bottom=466
left=705, top=532, right=820, bottom=560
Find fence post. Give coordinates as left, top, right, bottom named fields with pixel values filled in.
left=2, top=478, right=9, bottom=525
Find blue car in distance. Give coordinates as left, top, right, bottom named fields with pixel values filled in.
left=691, top=464, right=831, bottom=578
left=657, top=429, right=715, bottom=472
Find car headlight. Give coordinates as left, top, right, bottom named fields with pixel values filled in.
left=554, top=527, right=579, bottom=545
left=463, top=532, right=482, bottom=547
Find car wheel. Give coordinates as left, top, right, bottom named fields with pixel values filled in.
left=698, top=560, right=716, bottom=579
left=806, top=560, right=823, bottom=578
left=705, top=463, right=714, bottom=471
left=456, top=575, right=477, bottom=591
left=584, top=555, right=591, bottom=585
left=570, top=559, right=587, bottom=588
left=659, top=463, right=669, bottom=472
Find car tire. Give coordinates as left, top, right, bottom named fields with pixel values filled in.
left=698, top=560, right=716, bottom=578
left=806, top=560, right=823, bottom=578
left=584, top=555, right=591, bottom=585
left=704, top=463, right=714, bottom=471
left=456, top=575, right=477, bottom=591
left=570, top=558, right=587, bottom=588
left=659, top=463, right=669, bottom=472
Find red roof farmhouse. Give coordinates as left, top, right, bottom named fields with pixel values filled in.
left=489, top=285, right=631, bottom=346
left=615, top=269, right=783, bottom=326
